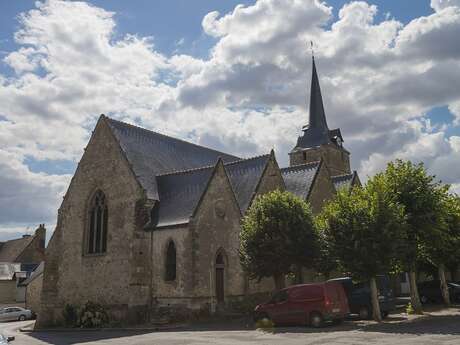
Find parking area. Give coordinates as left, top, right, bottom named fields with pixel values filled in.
left=0, top=306, right=458, bottom=345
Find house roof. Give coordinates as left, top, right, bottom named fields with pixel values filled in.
left=331, top=172, right=357, bottom=191
left=0, top=236, right=34, bottom=262
left=0, top=263, right=21, bottom=281
left=281, top=161, right=321, bottom=200
left=21, top=261, right=44, bottom=286
left=152, top=154, right=271, bottom=228
left=105, top=117, right=240, bottom=200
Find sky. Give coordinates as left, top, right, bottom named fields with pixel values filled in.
left=1, top=0, right=460, bottom=241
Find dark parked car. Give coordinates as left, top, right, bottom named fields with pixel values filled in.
left=418, top=280, right=460, bottom=304
left=329, top=276, right=395, bottom=319
left=254, top=282, right=349, bottom=327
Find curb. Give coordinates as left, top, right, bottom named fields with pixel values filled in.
left=19, top=323, right=187, bottom=333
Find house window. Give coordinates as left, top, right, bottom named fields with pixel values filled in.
left=87, top=190, right=108, bottom=254
left=302, top=151, right=307, bottom=161
left=165, top=241, right=176, bottom=281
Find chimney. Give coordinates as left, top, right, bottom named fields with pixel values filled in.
left=35, top=224, right=46, bottom=249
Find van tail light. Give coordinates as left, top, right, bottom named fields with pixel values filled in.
left=324, top=296, right=332, bottom=308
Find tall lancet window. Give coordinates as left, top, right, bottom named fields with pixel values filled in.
left=87, top=190, right=108, bottom=254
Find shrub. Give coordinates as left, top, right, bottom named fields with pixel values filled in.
left=63, top=304, right=78, bottom=327
left=78, top=301, right=109, bottom=328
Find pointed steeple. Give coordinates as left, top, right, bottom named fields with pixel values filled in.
left=295, top=56, right=332, bottom=149
left=307, top=56, right=328, bottom=130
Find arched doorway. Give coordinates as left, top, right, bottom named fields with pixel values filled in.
left=215, top=252, right=225, bottom=304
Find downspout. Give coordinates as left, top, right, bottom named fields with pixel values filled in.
left=143, top=199, right=157, bottom=322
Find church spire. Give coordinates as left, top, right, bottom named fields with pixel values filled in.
left=307, top=56, right=328, bottom=131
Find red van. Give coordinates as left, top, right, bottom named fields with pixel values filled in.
left=254, top=282, right=349, bottom=327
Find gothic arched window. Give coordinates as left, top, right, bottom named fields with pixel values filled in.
left=87, top=190, right=108, bottom=254
left=165, top=241, right=176, bottom=281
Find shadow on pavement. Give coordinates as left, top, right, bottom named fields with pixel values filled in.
left=359, top=315, right=460, bottom=336
left=23, top=313, right=460, bottom=343
left=26, top=330, right=154, bottom=345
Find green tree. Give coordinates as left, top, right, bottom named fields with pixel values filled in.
left=377, top=160, right=446, bottom=314
left=422, top=194, right=460, bottom=306
left=239, top=190, right=319, bottom=290
left=313, top=226, right=339, bottom=280
left=318, top=177, right=406, bottom=322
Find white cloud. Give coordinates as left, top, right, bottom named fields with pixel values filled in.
left=431, top=0, right=460, bottom=12
left=1, top=0, right=460, bottom=238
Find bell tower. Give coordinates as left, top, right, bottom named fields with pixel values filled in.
left=289, top=56, right=351, bottom=175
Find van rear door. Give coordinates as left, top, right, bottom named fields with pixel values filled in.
left=325, top=282, right=348, bottom=315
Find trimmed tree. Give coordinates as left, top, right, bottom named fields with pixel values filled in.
left=318, top=176, right=406, bottom=322
left=377, top=160, right=446, bottom=314
left=239, top=190, right=319, bottom=290
left=422, top=194, right=460, bottom=306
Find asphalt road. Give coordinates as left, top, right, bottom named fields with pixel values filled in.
left=1, top=315, right=460, bottom=345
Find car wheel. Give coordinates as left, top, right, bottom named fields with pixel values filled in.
left=358, top=306, right=371, bottom=320
left=18, top=315, right=26, bottom=321
left=310, top=312, right=323, bottom=328
left=254, top=313, right=273, bottom=328
left=420, top=295, right=429, bottom=304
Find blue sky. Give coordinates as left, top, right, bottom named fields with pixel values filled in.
left=1, top=0, right=460, bottom=241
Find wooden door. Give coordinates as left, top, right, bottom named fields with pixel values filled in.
left=216, top=267, right=224, bottom=303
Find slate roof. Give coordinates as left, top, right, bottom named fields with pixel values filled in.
left=22, top=261, right=44, bottom=286
left=105, top=117, right=240, bottom=200
left=0, top=236, right=34, bottom=262
left=152, top=154, right=272, bottom=228
left=0, top=263, right=21, bottom=281
left=331, top=172, right=357, bottom=191
left=153, top=166, right=215, bottom=228
left=225, top=154, right=271, bottom=212
left=281, top=161, right=321, bottom=200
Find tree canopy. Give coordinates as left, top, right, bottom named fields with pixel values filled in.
left=318, top=176, right=406, bottom=321
left=239, top=190, right=318, bottom=290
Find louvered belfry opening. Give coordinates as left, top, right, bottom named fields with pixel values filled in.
left=87, top=190, right=108, bottom=254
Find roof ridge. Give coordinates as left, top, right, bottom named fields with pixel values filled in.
left=223, top=153, right=271, bottom=167
left=155, top=163, right=216, bottom=177
left=2, top=235, right=34, bottom=243
left=105, top=115, right=240, bottom=160
left=331, top=172, right=354, bottom=179
left=281, top=161, right=321, bottom=171
left=156, top=153, right=272, bottom=177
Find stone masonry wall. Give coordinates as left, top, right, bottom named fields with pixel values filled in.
left=189, top=162, right=244, bottom=309
left=290, top=144, right=350, bottom=175
left=308, top=162, right=337, bottom=214
left=37, top=117, right=147, bottom=327
left=26, top=273, right=43, bottom=315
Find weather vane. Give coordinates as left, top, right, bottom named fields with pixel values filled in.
left=310, top=40, right=315, bottom=59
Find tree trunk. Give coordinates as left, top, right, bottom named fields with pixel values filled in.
left=370, top=277, right=382, bottom=322
left=295, top=265, right=303, bottom=284
left=408, top=270, right=423, bottom=314
left=273, top=273, right=285, bottom=290
left=438, top=264, right=451, bottom=307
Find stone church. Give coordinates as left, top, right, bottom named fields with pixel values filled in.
left=37, top=58, right=360, bottom=327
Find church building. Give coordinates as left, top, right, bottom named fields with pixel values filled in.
left=37, top=58, right=360, bottom=327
